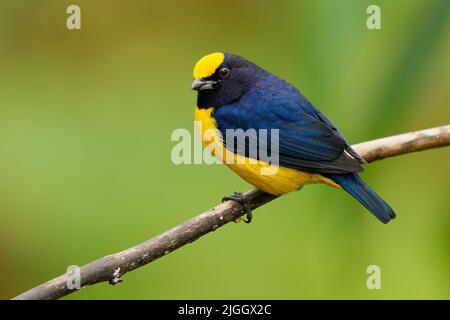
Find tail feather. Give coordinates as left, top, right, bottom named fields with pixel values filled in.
left=327, top=173, right=396, bottom=224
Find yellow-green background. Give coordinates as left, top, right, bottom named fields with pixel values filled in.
left=0, top=0, right=449, bottom=299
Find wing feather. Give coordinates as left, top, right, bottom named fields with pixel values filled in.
left=213, top=77, right=365, bottom=174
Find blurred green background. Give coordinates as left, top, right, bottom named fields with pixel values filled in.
left=0, top=0, right=449, bottom=299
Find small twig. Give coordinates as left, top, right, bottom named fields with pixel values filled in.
left=12, top=125, right=450, bottom=300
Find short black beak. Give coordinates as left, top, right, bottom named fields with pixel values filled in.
left=191, top=78, right=216, bottom=91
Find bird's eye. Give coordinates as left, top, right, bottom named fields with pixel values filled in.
left=219, top=67, right=230, bottom=78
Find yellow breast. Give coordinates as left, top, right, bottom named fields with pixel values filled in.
left=194, top=107, right=339, bottom=195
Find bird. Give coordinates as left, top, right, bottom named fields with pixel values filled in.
left=191, top=52, right=396, bottom=224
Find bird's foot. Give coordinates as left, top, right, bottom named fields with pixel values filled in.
left=222, top=192, right=253, bottom=223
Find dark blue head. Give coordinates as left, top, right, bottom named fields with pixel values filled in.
left=192, top=52, right=261, bottom=109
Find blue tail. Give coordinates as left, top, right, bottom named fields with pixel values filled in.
left=327, top=173, right=396, bottom=224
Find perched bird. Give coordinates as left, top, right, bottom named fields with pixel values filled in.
left=192, top=52, right=396, bottom=224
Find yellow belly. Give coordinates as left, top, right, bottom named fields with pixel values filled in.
left=194, top=107, right=340, bottom=196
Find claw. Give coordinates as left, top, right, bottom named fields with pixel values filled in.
left=222, top=192, right=253, bottom=223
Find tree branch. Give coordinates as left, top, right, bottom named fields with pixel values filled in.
left=12, top=125, right=450, bottom=300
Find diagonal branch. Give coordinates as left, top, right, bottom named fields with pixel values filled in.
left=12, top=125, right=450, bottom=300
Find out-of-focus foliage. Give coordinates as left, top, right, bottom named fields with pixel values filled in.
left=0, top=0, right=449, bottom=299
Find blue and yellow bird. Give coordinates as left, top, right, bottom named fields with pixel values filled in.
left=191, top=52, right=396, bottom=224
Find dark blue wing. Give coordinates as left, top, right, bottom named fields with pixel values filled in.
left=212, top=75, right=364, bottom=174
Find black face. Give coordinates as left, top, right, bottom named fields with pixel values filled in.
left=195, top=54, right=257, bottom=109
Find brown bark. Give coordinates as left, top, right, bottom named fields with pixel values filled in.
left=12, top=125, right=450, bottom=300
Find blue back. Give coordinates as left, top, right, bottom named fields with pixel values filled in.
left=212, top=70, right=364, bottom=174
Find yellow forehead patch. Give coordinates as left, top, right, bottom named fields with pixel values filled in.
left=193, top=52, right=225, bottom=79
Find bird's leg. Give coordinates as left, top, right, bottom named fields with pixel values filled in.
left=222, top=192, right=253, bottom=223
